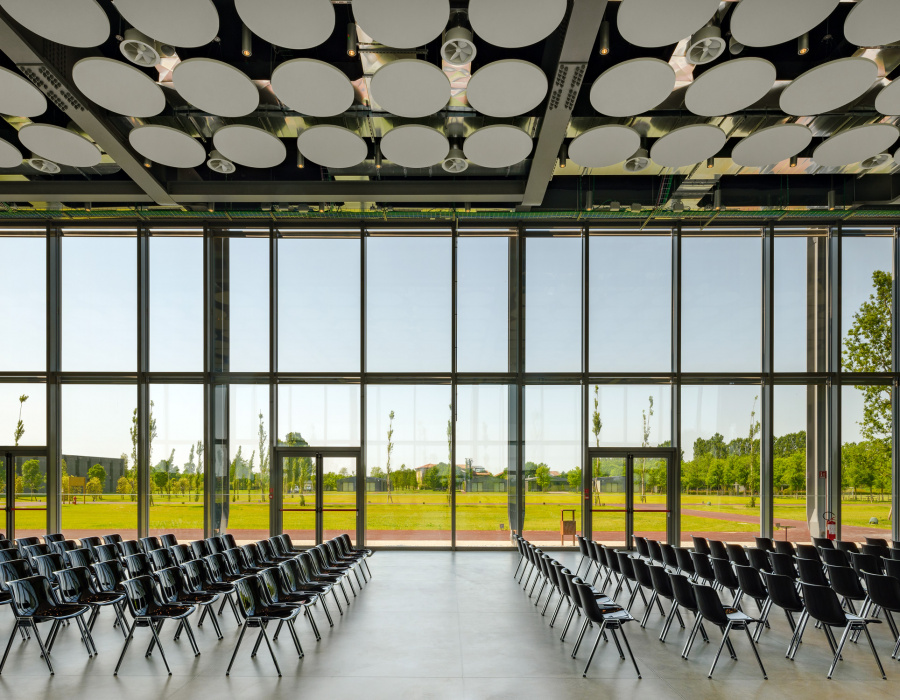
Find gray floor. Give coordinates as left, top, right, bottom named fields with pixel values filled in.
left=0, top=551, right=898, bottom=699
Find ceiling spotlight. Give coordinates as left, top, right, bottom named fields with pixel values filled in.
left=85, top=202, right=92, bottom=212
left=630, top=202, right=641, bottom=212
left=318, top=202, right=326, bottom=213
left=143, top=157, right=152, bottom=168
left=789, top=155, right=798, bottom=168
left=610, top=201, right=620, bottom=212
left=464, top=202, right=472, bottom=213
left=584, top=190, right=594, bottom=211
left=374, top=141, right=382, bottom=170
left=827, top=190, right=836, bottom=210
left=558, top=141, right=568, bottom=169
left=598, top=21, right=610, bottom=56
left=347, top=23, right=358, bottom=58
left=728, top=36, right=744, bottom=55
left=798, top=32, right=809, bottom=56
left=241, top=24, right=252, bottom=57
left=706, top=157, right=715, bottom=169
left=714, top=189, right=722, bottom=211
left=297, top=151, right=305, bottom=169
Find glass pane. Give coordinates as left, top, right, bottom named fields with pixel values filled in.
left=587, top=384, right=671, bottom=448
left=680, top=385, right=762, bottom=545
left=456, top=385, right=512, bottom=547
left=525, top=237, right=581, bottom=372
left=150, top=385, right=204, bottom=540
left=589, top=235, right=671, bottom=372
left=591, top=456, right=626, bottom=546
left=228, top=385, right=270, bottom=545
left=278, top=237, right=360, bottom=372
left=282, top=453, right=316, bottom=547
left=524, top=385, right=581, bottom=546
left=227, top=236, right=270, bottom=372
left=842, top=236, right=892, bottom=374
left=12, top=454, right=46, bottom=538
left=0, top=236, right=45, bottom=371
left=323, top=457, right=357, bottom=545
left=150, top=237, right=203, bottom=371
left=62, top=236, right=136, bottom=371
left=278, top=384, right=360, bottom=447
left=633, top=455, right=668, bottom=542
left=366, top=237, right=450, bottom=372
left=457, top=237, right=509, bottom=372
left=0, top=385, right=46, bottom=447
left=774, top=385, right=811, bottom=544
left=61, top=385, right=136, bottom=539
left=775, top=234, right=826, bottom=372
left=841, top=384, right=891, bottom=538
left=681, top=236, right=761, bottom=372
left=366, top=385, right=451, bottom=546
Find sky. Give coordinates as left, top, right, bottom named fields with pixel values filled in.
left=0, top=231, right=892, bottom=472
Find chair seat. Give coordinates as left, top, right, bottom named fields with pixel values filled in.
left=144, top=604, right=194, bottom=620
left=80, top=591, right=125, bottom=605
left=33, top=603, right=90, bottom=621
left=179, top=592, right=218, bottom=605
left=255, top=605, right=301, bottom=620
left=201, top=582, right=235, bottom=594
left=725, top=610, right=757, bottom=623
left=278, top=593, right=317, bottom=605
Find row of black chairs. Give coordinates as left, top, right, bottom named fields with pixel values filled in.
left=0, top=531, right=373, bottom=676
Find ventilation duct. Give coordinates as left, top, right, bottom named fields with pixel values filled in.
left=119, top=28, right=176, bottom=68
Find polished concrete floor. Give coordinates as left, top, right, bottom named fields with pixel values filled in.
left=0, top=551, right=897, bottom=699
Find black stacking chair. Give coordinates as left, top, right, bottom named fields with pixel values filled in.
left=80, top=536, right=103, bottom=552
left=660, top=544, right=680, bottom=572
left=575, top=535, right=592, bottom=576
left=115, top=575, right=195, bottom=676
left=572, top=579, right=641, bottom=679
left=862, top=543, right=891, bottom=562
left=190, top=540, right=211, bottom=560
left=648, top=564, right=685, bottom=640
left=227, top=575, right=301, bottom=676
left=0, top=548, right=21, bottom=564
left=763, top=571, right=808, bottom=658
left=242, top=542, right=278, bottom=570
left=15, top=536, right=40, bottom=553
left=836, top=540, right=860, bottom=555
left=821, top=547, right=851, bottom=569
left=94, top=543, right=120, bottom=563
left=851, top=551, right=883, bottom=578
left=316, top=543, right=359, bottom=592
left=280, top=558, right=335, bottom=627
left=92, top=559, right=128, bottom=594
left=812, top=536, right=834, bottom=550
left=66, top=548, right=94, bottom=569
left=160, top=534, right=178, bottom=549
left=754, top=537, right=774, bottom=552
left=311, top=546, right=355, bottom=599
left=181, top=558, right=240, bottom=627
left=616, top=551, right=646, bottom=612
left=56, top=565, right=127, bottom=637
left=669, top=572, right=709, bottom=658
left=139, top=536, right=162, bottom=554
left=156, top=566, right=216, bottom=648
left=43, top=533, right=65, bottom=545
left=50, top=540, right=80, bottom=559
left=588, top=540, right=607, bottom=588
left=258, top=539, right=293, bottom=565
left=795, top=544, right=822, bottom=563
left=774, top=540, right=796, bottom=557
left=864, top=572, right=900, bottom=658
left=337, top=534, right=373, bottom=578
left=544, top=560, right=568, bottom=620
left=123, top=553, right=155, bottom=580
left=693, top=582, right=767, bottom=679
left=148, top=548, right=176, bottom=572
left=674, top=547, right=697, bottom=580
left=22, top=543, right=51, bottom=565
left=222, top=534, right=238, bottom=550
left=866, top=537, right=889, bottom=547
left=708, top=539, right=728, bottom=560
left=630, top=557, right=664, bottom=623
left=534, top=554, right=555, bottom=609
left=118, top=540, right=141, bottom=558
left=170, top=544, right=194, bottom=566
left=884, top=556, right=900, bottom=582
left=747, top=547, right=773, bottom=574
left=647, top=539, right=664, bottom=566
left=604, top=546, right=629, bottom=600
left=691, top=536, right=711, bottom=556
left=103, top=534, right=123, bottom=545
left=558, top=569, right=593, bottom=642
left=734, top=564, right=770, bottom=641
left=800, top=581, right=885, bottom=680
left=32, top=553, right=66, bottom=586
left=204, top=552, right=244, bottom=584
left=0, top=575, right=94, bottom=673
left=297, top=550, right=345, bottom=610
left=768, top=551, right=799, bottom=580
left=827, top=564, right=869, bottom=615
left=205, top=536, right=226, bottom=554
left=689, top=550, right=716, bottom=585
left=633, top=535, right=650, bottom=561
left=726, top=543, right=750, bottom=567
left=258, top=566, right=319, bottom=642
left=795, top=556, right=829, bottom=586
left=224, top=547, right=267, bottom=577
left=0, top=558, right=33, bottom=584
left=711, top=556, right=742, bottom=606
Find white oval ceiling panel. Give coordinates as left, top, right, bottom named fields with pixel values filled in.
left=650, top=124, right=726, bottom=168
left=235, top=0, right=334, bottom=50
left=780, top=57, right=877, bottom=116
left=590, top=58, right=676, bottom=117
left=618, top=0, right=720, bottom=48
left=271, top=59, right=354, bottom=117
left=463, top=125, right=532, bottom=168
left=129, top=125, right=206, bottom=169
left=468, top=0, right=567, bottom=48
left=813, top=123, right=899, bottom=167
left=731, top=124, right=813, bottom=167
left=213, top=125, right=286, bottom=169
left=381, top=125, right=449, bottom=168
left=297, top=125, right=368, bottom=169
left=370, top=60, right=450, bottom=117
left=0, top=66, right=46, bottom=118
left=18, top=124, right=101, bottom=168
left=685, top=58, right=776, bottom=117
left=845, top=0, right=900, bottom=47
left=73, top=58, right=166, bottom=118
left=875, top=80, right=900, bottom=115
left=352, top=0, right=449, bottom=48
left=0, top=138, right=21, bottom=168
left=112, top=0, right=218, bottom=48
left=731, top=0, right=840, bottom=47
left=466, top=60, right=547, bottom=117
left=173, top=58, right=259, bottom=117
left=0, top=0, right=109, bottom=47
left=568, top=125, right=642, bottom=168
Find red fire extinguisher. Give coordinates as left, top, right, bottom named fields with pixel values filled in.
left=824, top=511, right=836, bottom=540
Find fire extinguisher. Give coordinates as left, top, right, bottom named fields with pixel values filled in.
left=824, top=510, right=836, bottom=540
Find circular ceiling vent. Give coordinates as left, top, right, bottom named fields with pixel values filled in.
left=686, top=25, right=726, bottom=65
left=442, top=144, right=468, bottom=173
left=27, top=157, right=60, bottom=174
left=119, top=28, right=174, bottom=68
left=861, top=152, right=892, bottom=170
left=206, top=149, right=236, bottom=174
left=624, top=147, right=650, bottom=172
left=441, top=26, right=476, bottom=66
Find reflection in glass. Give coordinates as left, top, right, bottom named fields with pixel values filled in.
left=323, top=456, right=357, bottom=545
left=0, top=385, right=46, bottom=447
left=457, top=237, right=509, bottom=372
left=282, top=453, right=316, bottom=547
left=842, top=236, right=892, bottom=373
left=278, top=384, right=360, bottom=447
left=0, top=236, right=45, bottom=371
left=586, top=384, right=671, bottom=448
left=228, top=237, right=270, bottom=372
left=150, top=236, right=203, bottom=371
left=773, top=385, right=810, bottom=543
left=228, top=385, right=270, bottom=544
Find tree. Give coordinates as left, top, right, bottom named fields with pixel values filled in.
left=116, top=476, right=131, bottom=499
left=195, top=440, right=204, bottom=502
left=747, top=395, right=761, bottom=498
left=130, top=401, right=157, bottom=502
left=385, top=410, right=395, bottom=504
left=637, top=396, right=654, bottom=503
left=152, top=470, right=169, bottom=494
left=567, top=467, right=582, bottom=491
left=86, top=477, right=103, bottom=501
left=446, top=403, right=453, bottom=501
left=21, top=459, right=43, bottom=499
left=14, top=394, right=27, bottom=446
left=370, top=466, right=386, bottom=479
left=87, top=463, right=106, bottom=490
left=535, top=464, right=550, bottom=492
left=258, top=412, right=269, bottom=502
left=592, top=385, right=602, bottom=447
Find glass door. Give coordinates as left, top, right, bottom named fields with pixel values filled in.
left=589, top=448, right=674, bottom=549
left=277, top=448, right=361, bottom=547
left=3, top=448, right=48, bottom=540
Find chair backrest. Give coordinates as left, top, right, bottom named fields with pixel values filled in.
left=578, top=535, right=592, bottom=557
left=573, top=580, right=612, bottom=625
left=602, top=545, right=621, bottom=574
left=242, top=543, right=266, bottom=568
left=270, top=536, right=291, bottom=557
left=616, top=551, right=636, bottom=581
left=94, top=544, right=119, bottom=562
left=725, top=543, right=749, bottom=567
left=68, top=548, right=96, bottom=569
left=121, top=575, right=160, bottom=617
left=23, top=543, right=51, bottom=562
left=768, top=551, right=798, bottom=579
left=773, top=540, right=796, bottom=557
left=835, top=540, right=859, bottom=555
left=160, top=534, right=178, bottom=549
left=631, top=557, right=654, bottom=589
left=259, top=566, right=289, bottom=604
left=811, top=536, right=834, bottom=550
left=708, top=540, right=728, bottom=560
left=206, top=535, right=226, bottom=553
left=820, top=547, right=850, bottom=568
left=234, top=575, right=266, bottom=618
left=32, top=553, right=65, bottom=582
left=689, top=550, right=715, bottom=582
left=864, top=572, right=900, bottom=614
left=826, top=563, right=866, bottom=599
left=850, top=551, right=883, bottom=577
left=800, top=582, right=848, bottom=627
left=256, top=539, right=279, bottom=562
left=884, top=556, right=900, bottom=581
left=669, top=572, right=699, bottom=612
left=795, top=544, right=821, bottom=563
left=118, top=540, right=141, bottom=558
left=865, top=537, right=889, bottom=547
left=659, top=544, right=679, bottom=570
left=191, top=540, right=211, bottom=560
left=710, top=556, right=739, bottom=590
left=279, top=559, right=303, bottom=592
left=123, top=553, right=154, bottom=579
left=795, top=556, right=829, bottom=586
left=44, top=533, right=65, bottom=544
left=92, top=560, right=127, bottom=592
left=734, top=564, right=767, bottom=600
left=222, top=534, right=238, bottom=551
left=223, top=547, right=252, bottom=575
left=7, top=576, right=57, bottom=618
left=15, top=537, right=41, bottom=552
left=80, top=536, right=103, bottom=552
left=861, top=543, right=891, bottom=561
left=277, top=534, right=294, bottom=555
left=56, top=566, right=94, bottom=602
left=139, top=536, right=162, bottom=554
left=0, top=548, right=22, bottom=563
left=762, top=572, right=804, bottom=613
left=170, top=544, right=194, bottom=566
left=674, top=547, right=695, bottom=574
left=648, top=564, right=674, bottom=598
left=50, top=540, right=80, bottom=556
left=156, top=566, right=188, bottom=603
left=149, top=548, right=175, bottom=572
left=754, top=537, right=774, bottom=552
left=746, top=547, right=773, bottom=573
left=647, top=539, right=664, bottom=564
left=693, top=583, right=729, bottom=626
left=204, top=553, right=235, bottom=583
left=691, top=536, right=710, bottom=556
left=103, top=534, right=123, bottom=545
left=180, top=559, right=211, bottom=592
left=0, top=559, right=34, bottom=590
